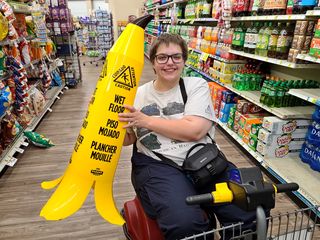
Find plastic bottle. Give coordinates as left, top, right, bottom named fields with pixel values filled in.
left=260, top=22, right=272, bottom=57
left=260, top=78, right=269, bottom=104
left=266, top=80, right=277, bottom=107
left=232, top=22, right=245, bottom=51
left=276, top=22, right=293, bottom=60
left=202, top=0, right=212, bottom=18
left=255, top=22, right=267, bottom=56
left=275, top=81, right=285, bottom=107
left=244, top=23, right=253, bottom=53
left=263, top=0, right=288, bottom=15
left=286, top=0, right=294, bottom=14
left=267, top=22, right=280, bottom=58
left=307, top=120, right=320, bottom=146
left=248, top=22, right=259, bottom=54
left=251, top=0, right=261, bottom=15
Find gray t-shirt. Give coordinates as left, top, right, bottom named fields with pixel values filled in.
left=134, top=77, right=216, bottom=166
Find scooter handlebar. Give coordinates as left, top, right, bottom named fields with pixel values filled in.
left=186, top=193, right=213, bottom=205
left=274, top=183, right=299, bottom=193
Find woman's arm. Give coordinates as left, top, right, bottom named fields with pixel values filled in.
left=118, top=105, right=212, bottom=142
left=122, top=127, right=137, bottom=146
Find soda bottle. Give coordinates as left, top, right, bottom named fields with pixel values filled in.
left=257, top=0, right=266, bottom=15
left=232, top=22, right=246, bottom=51
left=279, top=81, right=288, bottom=107
left=286, top=0, right=294, bottom=14
left=260, top=78, right=269, bottom=104
left=267, top=22, right=280, bottom=58
left=275, top=81, right=285, bottom=107
left=235, top=0, right=250, bottom=16
left=260, top=22, right=272, bottom=57
left=244, top=23, right=253, bottom=53
left=263, top=0, right=287, bottom=15
left=248, top=22, right=259, bottom=54
left=255, top=22, right=267, bottom=55
left=251, top=0, right=260, bottom=15
left=266, top=80, right=277, bottom=107
left=276, top=22, right=293, bottom=60
left=202, top=0, right=212, bottom=18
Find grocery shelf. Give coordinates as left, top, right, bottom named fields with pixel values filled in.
left=178, top=18, right=218, bottom=23
left=296, top=53, right=320, bottom=64
left=230, top=14, right=306, bottom=21
left=306, top=9, right=320, bottom=16
left=216, top=119, right=320, bottom=213
left=189, top=47, right=246, bottom=63
left=157, top=1, right=174, bottom=9
left=224, top=83, right=316, bottom=119
left=0, top=85, right=66, bottom=172
left=186, top=64, right=315, bottom=119
left=288, top=88, right=320, bottom=106
left=0, top=72, right=11, bottom=81
left=229, top=49, right=320, bottom=69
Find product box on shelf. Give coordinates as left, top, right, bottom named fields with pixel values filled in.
left=222, top=91, right=238, bottom=104
left=220, top=102, right=236, bottom=114
left=256, top=140, right=301, bottom=159
left=251, top=123, right=262, bottom=137
left=248, top=134, right=258, bottom=151
left=258, top=128, right=306, bottom=147
left=262, top=117, right=311, bottom=134
left=220, top=62, right=246, bottom=75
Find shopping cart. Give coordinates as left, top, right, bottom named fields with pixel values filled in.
left=182, top=167, right=320, bottom=240
left=122, top=167, right=320, bottom=240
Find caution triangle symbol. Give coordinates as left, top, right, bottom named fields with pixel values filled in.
left=114, top=66, right=133, bottom=88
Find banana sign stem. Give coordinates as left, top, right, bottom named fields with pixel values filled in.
left=40, top=15, right=154, bottom=225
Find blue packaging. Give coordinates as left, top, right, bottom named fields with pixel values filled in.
left=222, top=90, right=238, bottom=104
left=219, top=110, right=230, bottom=123
left=306, top=120, right=320, bottom=147
left=312, top=105, right=320, bottom=122
left=300, top=141, right=320, bottom=172
left=220, top=102, right=236, bottom=114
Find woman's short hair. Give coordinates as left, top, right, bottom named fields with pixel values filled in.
left=149, top=33, right=188, bottom=63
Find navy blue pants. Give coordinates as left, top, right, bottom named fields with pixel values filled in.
left=131, top=150, right=258, bottom=240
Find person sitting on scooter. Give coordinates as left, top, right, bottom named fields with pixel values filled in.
left=118, top=33, right=257, bottom=240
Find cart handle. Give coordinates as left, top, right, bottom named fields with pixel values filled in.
left=186, top=182, right=299, bottom=206
left=274, top=183, right=299, bottom=193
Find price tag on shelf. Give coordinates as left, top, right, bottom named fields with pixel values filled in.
left=200, top=52, right=209, bottom=61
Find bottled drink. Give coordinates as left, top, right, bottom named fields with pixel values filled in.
left=255, top=22, right=267, bottom=55
left=266, top=80, right=277, bottom=107
left=260, top=78, right=270, bottom=104
left=276, top=22, right=293, bottom=60
left=248, top=22, right=259, bottom=54
left=202, top=0, right=212, bottom=18
left=232, top=22, right=246, bottom=51
left=267, top=22, right=280, bottom=58
left=286, top=0, right=294, bottom=14
left=234, top=0, right=250, bottom=16
left=263, top=0, right=287, bottom=15
left=244, top=23, right=253, bottom=53
left=275, top=81, right=285, bottom=107
left=251, top=0, right=260, bottom=15
left=259, top=22, right=272, bottom=57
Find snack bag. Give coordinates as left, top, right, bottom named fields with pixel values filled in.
left=24, top=131, right=54, bottom=148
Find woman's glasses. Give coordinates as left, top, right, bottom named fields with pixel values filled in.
left=155, top=53, right=184, bottom=64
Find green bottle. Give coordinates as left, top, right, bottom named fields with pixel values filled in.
left=260, top=79, right=269, bottom=104
left=260, top=22, right=272, bottom=57
left=267, top=81, right=277, bottom=107
left=275, top=82, right=285, bottom=108
left=256, top=22, right=267, bottom=56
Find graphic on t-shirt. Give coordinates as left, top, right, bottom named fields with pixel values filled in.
left=162, top=102, right=185, bottom=116
left=141, top=103, right=161, bottom=116
left=137, top=128, right=152, bottom=138
left=140, top=133, right=161, bottom=150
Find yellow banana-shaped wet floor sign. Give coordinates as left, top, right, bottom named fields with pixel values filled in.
left=40, top=15, right=154, bottom=225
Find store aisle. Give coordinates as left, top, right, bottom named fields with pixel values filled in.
left=0, top=57, right=298, bottom=240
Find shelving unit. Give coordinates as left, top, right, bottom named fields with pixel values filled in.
left=189, top=47, right=246, bottom=63
left=186, top=64, right=316, bottom=119
left=288, top=88, right=320, bottom=106
left=216, top=119, right=320, bottom=210
left=296, top=53, right=320, bottom=64
left=230, top=14, right=306, bottom=21
left=229, top=49, right=320, bottom=69
left=0, top=85, right=66, bottom=171
left=145, top=0, right=320, bottom=216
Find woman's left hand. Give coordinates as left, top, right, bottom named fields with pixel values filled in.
left=118, top=105, right=150, bottom=129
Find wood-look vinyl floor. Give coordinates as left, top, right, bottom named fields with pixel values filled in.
left=0, top=57, right=309, bottom=240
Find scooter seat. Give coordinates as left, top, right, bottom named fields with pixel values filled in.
left=122, top=197, right=164, bottom=240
